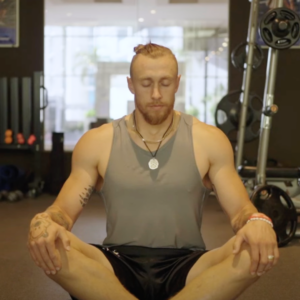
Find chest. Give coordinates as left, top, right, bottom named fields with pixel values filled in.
left=95, top=125, right=211, bottom=191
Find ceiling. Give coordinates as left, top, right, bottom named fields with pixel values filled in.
left=45, top=0, right=229, bottom=29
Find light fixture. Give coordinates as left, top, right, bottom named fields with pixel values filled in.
left=219, top=47, right=223, bottom=52
left=150, top=10, right=156, bottom=14
left=222, top=42, right=228, bottom=47
left=205, top=57, right=210, bottom=62
left=138, top=18, right=144, bottom=22
left=210, top=51, right=215, bottom=55
left=224, top=37, right=229, bottom=42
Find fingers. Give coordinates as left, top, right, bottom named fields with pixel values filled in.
left=256, top=246, right=269, bottom=276
left=30, top=241, right=57, bottom=275
left=58, top=229, right=71, bottom=251
left=249, top=244, right=260, bottom=276
left=250, top=243, right=279, bottom=276
left=46, top=242, right=61, bottom=271
left=27, top=243, right=39, bottom=266
left=232, top=234, right=244, bottom=254
left=265, top=244, right=280, bottom=272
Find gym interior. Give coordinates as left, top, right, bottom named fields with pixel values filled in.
left=0, top=0, right=300, bottom=299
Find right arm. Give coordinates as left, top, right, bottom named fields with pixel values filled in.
left=28, top=125, right=107, bottom=273
left=39, top=127, right=101, bottom=229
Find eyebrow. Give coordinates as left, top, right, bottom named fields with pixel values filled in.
left=139, top=76, right=173, bottom=81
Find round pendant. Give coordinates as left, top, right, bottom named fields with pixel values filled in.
left=149, top=158, right=159, bottom=170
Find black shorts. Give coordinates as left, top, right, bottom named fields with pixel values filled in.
left=70, top=244, right=207, bottom=300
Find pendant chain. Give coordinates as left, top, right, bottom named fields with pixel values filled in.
left=133, top=111, right=174, bottom=159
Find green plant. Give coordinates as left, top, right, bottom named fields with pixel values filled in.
left=85, top=109, right=96, bottom=118
left=186, top=106, right=200, bottom=118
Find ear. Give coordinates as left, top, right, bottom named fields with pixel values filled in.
left=175, top=75, right=181, bottom=93
left=127, top=77, right=135, bottom=94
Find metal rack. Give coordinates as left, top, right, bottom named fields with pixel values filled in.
left=0, top=72, right=47, bottom=196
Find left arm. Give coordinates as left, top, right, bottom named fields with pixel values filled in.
left=203, top=127, right=257, bottom=232
left=199, top=125, right=279, bottom=275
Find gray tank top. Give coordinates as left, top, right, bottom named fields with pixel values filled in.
left=100, top=113, right=208, bottom=250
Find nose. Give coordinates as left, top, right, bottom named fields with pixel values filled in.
left=151, top=85, right=162, bottom=100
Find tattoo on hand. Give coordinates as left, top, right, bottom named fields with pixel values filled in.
left=30, top=215, right=51, bottom=241
left=51, top=212, right=70, bottom=230
left=79, top=185, right=94, bottom=207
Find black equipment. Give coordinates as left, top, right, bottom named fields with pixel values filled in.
left=260, top=7, right=300, bottom=50
left=215, top=90, right=262, bottom=143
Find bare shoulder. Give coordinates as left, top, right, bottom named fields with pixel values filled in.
left=192, top=117, right=233, bottom=163
left=73, top=123, right=114, bottom=160
left=192, top=117, right=227, bottom=141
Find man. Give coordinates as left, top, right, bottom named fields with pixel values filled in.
left=28, top=43, right=278, bottom=300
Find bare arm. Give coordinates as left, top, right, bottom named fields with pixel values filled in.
left=198, top=124, right=278, bottom=277
left=43, top=125, right=108, bottom=230
left=200, top=125, right=258, bottom=232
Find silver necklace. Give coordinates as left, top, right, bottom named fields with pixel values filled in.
left=133, top=111, right=174, bottom=170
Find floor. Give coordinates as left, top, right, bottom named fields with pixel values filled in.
left=0, top=193, right=299, bottom=300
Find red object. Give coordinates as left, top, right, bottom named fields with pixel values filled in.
left=27, top=135, right=37, bottom=145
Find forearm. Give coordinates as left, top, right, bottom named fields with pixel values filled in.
left=44, top=206, right=73, bottom=231
left=231, top=203, right=258, bottom=234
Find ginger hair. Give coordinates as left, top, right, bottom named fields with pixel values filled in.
left=130, top=42, right=178, bottom=78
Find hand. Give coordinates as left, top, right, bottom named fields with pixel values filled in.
left=27, top=213, right=71, bottom=275
left=232, top=220, right=279, bottom=276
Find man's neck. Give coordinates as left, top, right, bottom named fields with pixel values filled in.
left=130, top=110, right=177, bottom=141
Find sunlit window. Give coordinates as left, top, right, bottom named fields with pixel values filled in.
left=44, top=26, right=228, bottom=150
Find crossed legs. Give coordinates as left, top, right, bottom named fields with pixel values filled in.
left=171, top=237, right=260, bottom=300
left=47, top=234, right=262, bottom=300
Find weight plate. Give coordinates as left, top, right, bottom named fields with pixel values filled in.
left=251, top=185, right=298, bottom=247
left=260, top=8, right=300, bottom=49
left=215, top=91, right=262, bottom=143
left=231, top=42, right=264, bottom=70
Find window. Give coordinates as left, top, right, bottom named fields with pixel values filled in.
left=44, top=26, right=228, bottom=150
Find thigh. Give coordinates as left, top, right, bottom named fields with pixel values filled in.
left=66, top=231, right=114, bottom=274
left=186, top=236, right=236, bottom=285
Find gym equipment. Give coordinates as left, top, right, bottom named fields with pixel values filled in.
left=251, top=185, right=297, bottom=247
left=238, top=0, right=300, bottom=246
left=0, top=72, right=47, bottom=198
left=260, top=7, right=300, bottom=50
left=21, top=77, right=32, bottom=143
left=0, top=191, right=8, bottom=201
left=229, top=0, right=262, bottom=169
left=215, top=90, right=262, bottom=143
left=231, top=42, right=264, bottom=70
left=10, top=78, right=19, bottom=144
left=7, top=190, right=24, bottom=202
left=0, top=78, right=8, bottom=144
left=47, top=132, right=66, bottom=195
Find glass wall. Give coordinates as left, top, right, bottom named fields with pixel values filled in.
left=44, top=26, right=228, bottom=150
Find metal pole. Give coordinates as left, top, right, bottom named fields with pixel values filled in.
left=256, top=0, right=284, bottom=185
left=235, top=0, right=260, bottom=170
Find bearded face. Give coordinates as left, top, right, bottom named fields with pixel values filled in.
left=128, top=55, right=181, bottom=125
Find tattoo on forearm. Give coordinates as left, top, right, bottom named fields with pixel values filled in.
left=79, top=185, right=94, bottom=207
left=51, top=212, right=70, bottom=230
left=30, top=215, right=51, bottom=241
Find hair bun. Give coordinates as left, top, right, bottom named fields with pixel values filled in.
left=134, top=44, right=145, bottom=53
